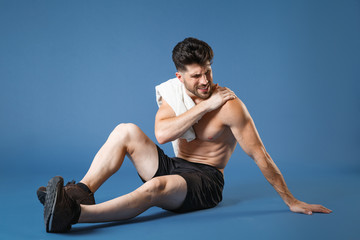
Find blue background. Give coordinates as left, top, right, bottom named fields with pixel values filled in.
left=0, top=0, right=359, bottom=239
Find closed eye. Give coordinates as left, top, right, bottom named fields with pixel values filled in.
left=191, top=74, right=202, bottom=78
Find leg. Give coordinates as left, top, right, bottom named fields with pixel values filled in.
left=80, top=123, right=159, bottom=192
left=78, top=175, right=187, bottom=222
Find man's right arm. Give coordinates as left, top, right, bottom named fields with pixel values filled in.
left=154, top=85, right=236, bottom=144
left=154, top=99, right=208, bottom=144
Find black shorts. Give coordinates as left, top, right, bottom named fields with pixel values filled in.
left=140, top=145, right=224, bottom=213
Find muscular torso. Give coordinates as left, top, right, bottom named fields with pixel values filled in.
left=177, top=103, right=238, bottom=173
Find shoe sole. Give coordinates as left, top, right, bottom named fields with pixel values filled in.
left=44, top=176, right=63, bottom=233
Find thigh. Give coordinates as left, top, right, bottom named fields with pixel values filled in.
left=170, top=160, right=224, bottom=213
left=149, top=175, right=187, bottom=211
left=124, top=123, right=159, bottom=181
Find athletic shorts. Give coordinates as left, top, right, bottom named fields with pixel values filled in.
left=140, top=145, right=224, bottom=213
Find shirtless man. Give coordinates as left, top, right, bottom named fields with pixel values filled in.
left=38, top=37, right=331, bottom=233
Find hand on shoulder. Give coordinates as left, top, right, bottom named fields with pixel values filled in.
left=203, top=84, right=238, bottom=112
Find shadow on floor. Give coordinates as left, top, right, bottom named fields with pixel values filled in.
left=68, top=207, right=289, bottom=235
left=68, top=211, right=177, bottom=235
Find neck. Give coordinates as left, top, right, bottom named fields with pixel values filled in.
left=192, top=97, right=205, bottom=105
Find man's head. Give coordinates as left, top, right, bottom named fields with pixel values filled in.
left=172, top=37, right=215, bottom=100
left=172, top=37, right=214, bottom=72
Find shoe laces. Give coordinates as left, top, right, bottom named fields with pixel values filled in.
left=65, top=180, right=76, bottom=186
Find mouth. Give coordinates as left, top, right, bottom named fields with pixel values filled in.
left=197, top=84, right=210, bottom=93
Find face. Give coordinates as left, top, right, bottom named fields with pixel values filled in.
left=176, top=63, right=214, bottom=100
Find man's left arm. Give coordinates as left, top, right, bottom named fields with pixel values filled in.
left=224, top=98, right=332, bottom=215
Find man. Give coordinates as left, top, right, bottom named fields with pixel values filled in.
left=38, top=37, right=331, bottom=233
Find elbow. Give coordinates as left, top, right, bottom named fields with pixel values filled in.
left=155, top=130, right=168, bottom=145
left=157, top=137, right=167, bottom=145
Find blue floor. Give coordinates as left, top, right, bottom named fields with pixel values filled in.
left=1, top=0, right=359, bottom=239
left=1, top=158, right=359, bottom=240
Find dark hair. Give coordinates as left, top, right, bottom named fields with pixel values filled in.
left=172, top=37, right=214, bottom=72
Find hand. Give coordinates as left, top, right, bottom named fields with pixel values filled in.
left=289, top=199, right=332, bottom=215
left=204, top=84, right=237, bottom=112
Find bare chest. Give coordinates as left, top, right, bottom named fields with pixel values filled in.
left=176, top=103, right=238, bottom=169
left=192, top=109, right=227, bottom=141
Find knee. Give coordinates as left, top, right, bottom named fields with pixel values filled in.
left=111, top=123, right=141, bottom=141
left=141, top=177, right=167, bottom=203
left=114, top=123, right=139, bottom=133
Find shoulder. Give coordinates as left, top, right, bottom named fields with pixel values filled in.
left=219, top=97, right=251, bottom=127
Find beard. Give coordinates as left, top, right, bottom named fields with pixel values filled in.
left=183, top=81, right=213, bottom=100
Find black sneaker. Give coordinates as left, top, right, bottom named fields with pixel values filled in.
left=37, top=186, right=46, bottom=205
left=37, top=181, right=95, bottom=205
left=44, top=176, right=81, bottom=233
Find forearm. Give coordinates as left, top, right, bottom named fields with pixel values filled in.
left=254, top=150, right=296, bottom=206
left=155, top=101, right=209, bottom=144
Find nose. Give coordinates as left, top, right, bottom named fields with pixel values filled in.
left=199, top=74, right=208, bottom=85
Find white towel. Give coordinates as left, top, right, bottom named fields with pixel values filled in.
left=155, top=78, right=196, bottom=156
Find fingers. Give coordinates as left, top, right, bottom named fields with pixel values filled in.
left=223, top=91, right=237, bottom=101
left=217, top=87, right=237, bottom=99
left=290, top=203, right=332, bottom=215
left=323, top=208, right=332, bottom=214
left=304, top=209, right=313, bottom=215
left=227, top=89, right=237, bottom=98
left=309, top=204, right=332, bottom=214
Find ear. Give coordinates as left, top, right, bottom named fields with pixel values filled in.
left=175, top=72, right=184, bottom=83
